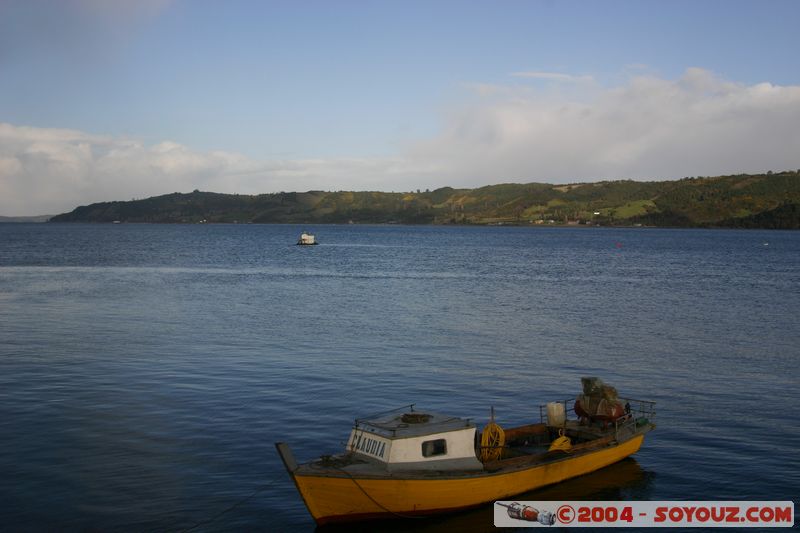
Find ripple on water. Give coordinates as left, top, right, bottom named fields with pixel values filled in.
left=1, top=224, right=798, bottom=530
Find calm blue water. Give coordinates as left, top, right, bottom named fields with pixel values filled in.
left=1, top=224, right=798, bottom=531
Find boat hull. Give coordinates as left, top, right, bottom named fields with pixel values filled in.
left=290, top=433, right=645, bottom=525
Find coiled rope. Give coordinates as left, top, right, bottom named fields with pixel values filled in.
left=480, top=407, right=505, bottom=462
left=548, top=428, right=572, bottom=452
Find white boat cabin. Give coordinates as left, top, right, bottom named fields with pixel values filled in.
left=297, top=232, right=317, bottom=245
left=346, top=409, right=483, bottom=472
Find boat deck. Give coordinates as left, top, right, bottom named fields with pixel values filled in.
left=563, top=419, right=619, bottom=440
left=296, top=419, right=651, bottom=480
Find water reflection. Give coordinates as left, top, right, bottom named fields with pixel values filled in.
left=3, top=224, right=797, bottom=530
left=317, top=458, right=654, bottom=533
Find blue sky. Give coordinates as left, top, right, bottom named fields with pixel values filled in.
left=1, top=0, right=799, bottom=214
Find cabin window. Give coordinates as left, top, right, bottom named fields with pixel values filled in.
left=421, top=439, right=447, bottom=457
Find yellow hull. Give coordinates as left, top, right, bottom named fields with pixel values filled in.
left=293, top=433, right=644, bottom=524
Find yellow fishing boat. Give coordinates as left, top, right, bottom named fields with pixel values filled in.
left=276, top=377, right=655, bottom=525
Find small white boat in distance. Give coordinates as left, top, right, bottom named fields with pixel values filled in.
left=297, top=231, right=318, bottom=245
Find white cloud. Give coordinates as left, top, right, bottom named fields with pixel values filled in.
left=0, top=123, right=432, bottom=215
left=511, top=71, right=595, bottom=83
left=1, top=68, right=799, bottom=215
left=408, top=68, right=800, bottom=186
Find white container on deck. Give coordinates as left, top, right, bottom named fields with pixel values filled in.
left=546, top=401, right=566, bottom=426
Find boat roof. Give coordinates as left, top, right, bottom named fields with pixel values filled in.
left=354, top=408, right=474, bottom=439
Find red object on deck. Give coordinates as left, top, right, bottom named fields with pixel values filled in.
left=575, top=398, right=626, bottom=426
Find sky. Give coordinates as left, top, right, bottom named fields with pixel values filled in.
left=1, top=0, right=799, bottom=215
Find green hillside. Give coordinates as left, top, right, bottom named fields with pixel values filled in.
left=49, top=171, right=800, bottom=228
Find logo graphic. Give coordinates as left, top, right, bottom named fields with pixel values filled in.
left=496, top=502, right=556, bottom=525
left=494, top=501, right=794, bottom=528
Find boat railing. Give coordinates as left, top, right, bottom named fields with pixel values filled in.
left=613, top=397, right=656, bottom=441
left=353, top=405, right=473, bottom=437
left=620, top=397, right=656, bottom=421
left=351, top=405, right=417, bottom=438
left=354, top=404, right=416, bottom=428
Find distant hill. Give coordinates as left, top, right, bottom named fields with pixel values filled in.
left=49, top=172, right=800, bottom=228
left=0, top=215, right=52, bottom=223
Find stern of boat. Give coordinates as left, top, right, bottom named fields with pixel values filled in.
left=539, top=396, right=656, bottom=444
